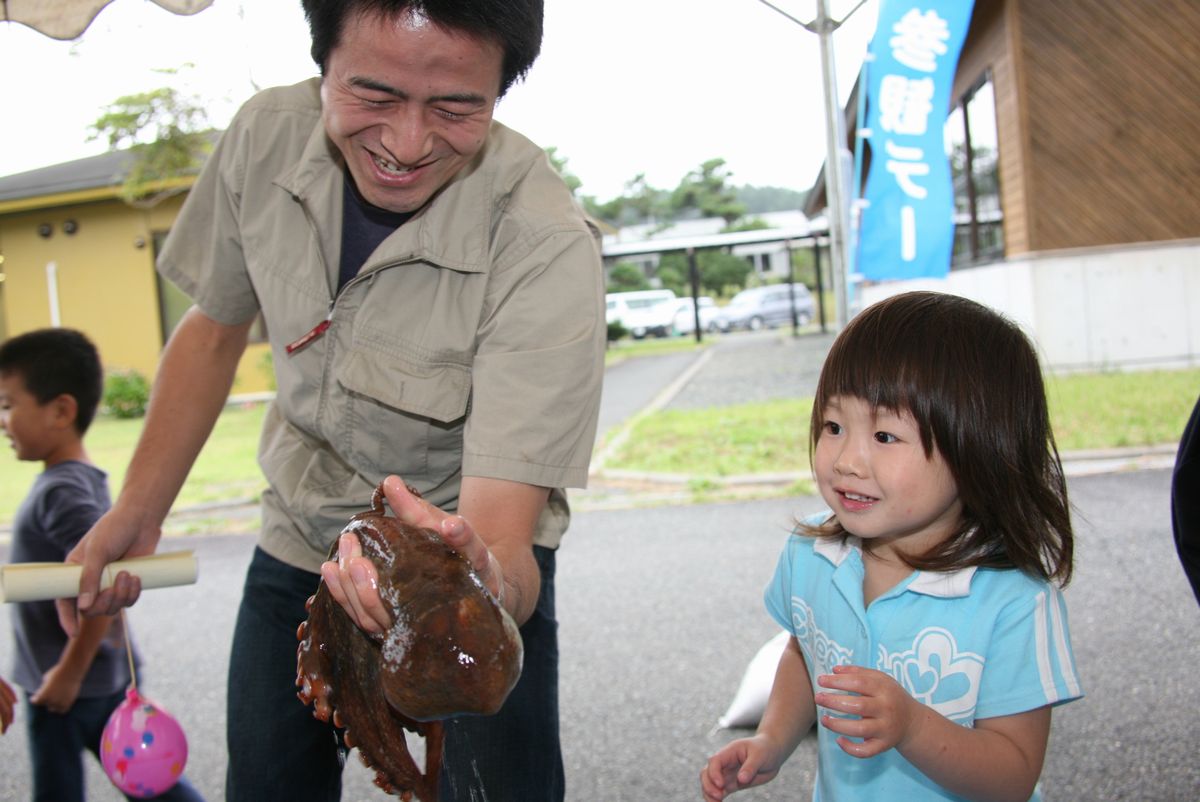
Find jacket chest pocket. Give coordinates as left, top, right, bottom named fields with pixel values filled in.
left=335, top=345, right=471, bottom=485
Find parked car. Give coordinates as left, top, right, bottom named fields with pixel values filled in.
left=712, top=283, right=815, bottom=332
left=605, top=289, right=678, bottom=339
left=672, top=296, right=721, bottom=335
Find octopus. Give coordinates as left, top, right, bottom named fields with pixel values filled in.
left=296, top=483, right=524, bottom=800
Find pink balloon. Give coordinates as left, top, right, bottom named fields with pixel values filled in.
left=100, top=688, right=189, bottom=798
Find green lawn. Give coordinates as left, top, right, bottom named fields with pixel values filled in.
left=0, top=367, right=1194, bottom=527
left=603, top=368, right=1198, bottom=478
left=0, top=402, right=267, bottom=528
left=604, top=333, right=711, bottom=365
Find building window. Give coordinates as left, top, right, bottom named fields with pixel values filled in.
left=152, top=231, right=268, bottom=345
left=944, top=72, right=1004, bottom=268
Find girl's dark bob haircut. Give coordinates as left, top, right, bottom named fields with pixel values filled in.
left=806, top=291, right=1073, bottom=585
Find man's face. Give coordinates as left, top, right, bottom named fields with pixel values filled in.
left=321, top=9, right=504, bottom=214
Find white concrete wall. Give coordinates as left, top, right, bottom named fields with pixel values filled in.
left=857, top=239, right=1200, bottom=373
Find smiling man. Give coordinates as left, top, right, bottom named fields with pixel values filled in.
left=57, top=2, right=605, bottom=801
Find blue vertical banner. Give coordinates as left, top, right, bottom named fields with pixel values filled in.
left=856, top=0, right=976, bottom=281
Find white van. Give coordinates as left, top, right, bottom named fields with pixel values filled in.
left=605, top=289, right=678, bottom=339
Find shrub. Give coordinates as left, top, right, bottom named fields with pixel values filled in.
left=607, top=320, right=628, bottom=343
left=103, top=369, right=151, bottom=419
left=607, top=262, right=651, bottom=293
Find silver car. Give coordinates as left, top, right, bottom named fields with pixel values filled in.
left=713, top=283, right=815, bottom=332
left=672, top=296, right=721, bottom=335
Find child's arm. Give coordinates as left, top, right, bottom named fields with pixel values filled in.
left=815, top=664, right=1051, bottom=802
left=30, top=614, right=119, bottom=714
left=701, top=637, right=816, bottom=801
left=0, top=676, right=15, bottom=733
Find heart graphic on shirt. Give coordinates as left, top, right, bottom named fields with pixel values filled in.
left=885, top=627, right=984, bottom=722
left=903, top=660, right=939, bottom=697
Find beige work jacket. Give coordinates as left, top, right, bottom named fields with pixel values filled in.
left=158, top=79, right=605, bottom=572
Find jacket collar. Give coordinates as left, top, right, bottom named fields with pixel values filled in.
left=273, top=82, right=507, bottom=277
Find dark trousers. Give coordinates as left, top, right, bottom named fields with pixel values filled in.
left=27, top=688, right=205, bottom=802
left=226, top=545, right=564, bottom=802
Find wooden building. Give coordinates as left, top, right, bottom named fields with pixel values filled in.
left=809, top=0, right=1200, bottom=371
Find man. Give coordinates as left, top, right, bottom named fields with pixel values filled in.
left=58, top=1, right=605, bottom=800
left=1174, top=395, right=1200, bottom=605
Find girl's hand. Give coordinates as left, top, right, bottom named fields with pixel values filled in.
left=814, top=664, right=923, bottom=758
left=700, top=734, right=784, bottom=800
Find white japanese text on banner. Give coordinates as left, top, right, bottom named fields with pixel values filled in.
left=857, top=1, right=976, bottom=280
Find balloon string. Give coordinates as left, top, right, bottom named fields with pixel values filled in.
left=100, top=564, right=137, bottom=693
left=120, top=608, right=137, bottom=693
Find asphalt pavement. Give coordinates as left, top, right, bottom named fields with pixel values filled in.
left=0, top=330, right=1195, bottom=801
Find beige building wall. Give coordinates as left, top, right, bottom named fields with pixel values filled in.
left=0, top=192, right=273, bottom=395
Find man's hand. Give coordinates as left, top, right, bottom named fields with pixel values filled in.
left=57, top=309, right=252, bottom=636
left=319, top=475, right=505, bottom=634
left=56, top=507, right=160, bottom=636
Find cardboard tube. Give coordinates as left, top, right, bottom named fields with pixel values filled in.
left=0, top=551, right=198, bottom=603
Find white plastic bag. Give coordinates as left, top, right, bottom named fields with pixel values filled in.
left=716, top=630, right=791, bottom=729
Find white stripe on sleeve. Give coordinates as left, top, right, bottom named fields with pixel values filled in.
left=1033, top=591, right=1057, bottom=702
left=1049, top=587, right=1082, bottom=698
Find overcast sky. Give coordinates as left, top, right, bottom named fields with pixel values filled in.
left=0, top=0, right=879, bottom=200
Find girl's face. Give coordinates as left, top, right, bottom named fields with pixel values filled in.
left=814, top=395, right=963, bottom=562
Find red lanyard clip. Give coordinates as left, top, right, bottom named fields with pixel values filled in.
left=285, top=318, right=331, bottom=355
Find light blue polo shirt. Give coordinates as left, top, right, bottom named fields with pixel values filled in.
left=765, top=531, right=1083, bottom=801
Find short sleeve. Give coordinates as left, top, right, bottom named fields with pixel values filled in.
left=976, top=584, right=1084, bottom=719
left=764, top=536, right=803, bottom=633
left=463, top=227, right=605, bottom=489
left=38, top=482, right=106, bottom=554
left=156, top=118, right=261, bottom=326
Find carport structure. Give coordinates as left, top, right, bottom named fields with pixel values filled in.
left=602, top=225, right=833, bottom=342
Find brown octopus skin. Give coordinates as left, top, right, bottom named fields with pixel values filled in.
left=296, top=484, right=523, bottom=800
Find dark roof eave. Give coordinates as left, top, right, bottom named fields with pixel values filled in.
left=0, top=131, right=218, bottom=206
left=0, top=150, right=137, bottom=204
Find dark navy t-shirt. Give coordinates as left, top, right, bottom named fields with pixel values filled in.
left=339, top=173, right=413, bottom=292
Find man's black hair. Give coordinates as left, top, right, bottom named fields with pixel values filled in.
left=0, top=328, right=103, bottom=435
left=301, top=0, right=543, bottom=97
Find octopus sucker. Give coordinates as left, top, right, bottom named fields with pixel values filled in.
left=296, top=483, right=523, bottom=800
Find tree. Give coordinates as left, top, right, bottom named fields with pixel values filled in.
left=657, top=250, right=752, bottom=297
left=723, top=217, right=771, bottom=234
left=606, top=262, right=651, bottom=293
left=790, top=246, right=818, bottom=289
left=670, top=158, right=746, bottom=225
left=736, top=184, right=806, bottom=214
left=583, top=173, right=672, bottom=229
left=89, top=69, right=213, bottom=205
left=544, top=146, right=582, bottom=197
left=654, top=263, right=687, bottom=297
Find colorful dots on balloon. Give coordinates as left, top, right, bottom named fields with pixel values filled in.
left=100, top=688, right=189, bottom=799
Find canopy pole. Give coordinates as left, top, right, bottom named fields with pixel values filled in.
left=815, top=0, right=851, bottom=330
left=754, top=0, right=868, bottom=330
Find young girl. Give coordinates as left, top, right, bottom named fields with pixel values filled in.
left=701, top=291, right=1082, bottom=802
